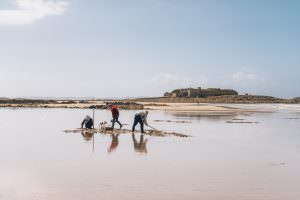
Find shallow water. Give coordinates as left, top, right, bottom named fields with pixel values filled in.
left=0, top=106, right=300, bottom=200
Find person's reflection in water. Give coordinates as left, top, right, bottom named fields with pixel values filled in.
left=81, top=131, right=93, bottom=141
left=132, top=133, right=148, bottom=154
left=108, top=134, right=119, bottom=153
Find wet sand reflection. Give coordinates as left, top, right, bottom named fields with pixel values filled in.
left=77, top=131, right=148, bottom=154
left=132, top=133, right=148, bottom=154
left=108, top=134, right=119, bottom=153
left=80, top=131, right=94, bottom=141
left=166, top=111, right=238, bottom=121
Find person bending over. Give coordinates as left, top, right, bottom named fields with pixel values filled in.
left=81, top=115, right=94, bottom=129
left=132, top=111, right=149, bottom=134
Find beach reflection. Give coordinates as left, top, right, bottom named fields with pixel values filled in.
left=76, top=131, right=148, bottom=155
left=132, top=133, right=148, bottom=154
left=80, top=131, right=93, bottom=141
left=167, top=111, right=238, bottom=121
left=108, top=134, right=119, bottom=153
left=2, top=109, right=300, bottom=199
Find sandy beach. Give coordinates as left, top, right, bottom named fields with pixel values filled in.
left=1, top=106, right=300, bottom=199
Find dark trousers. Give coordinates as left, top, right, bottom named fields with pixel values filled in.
left=112, top=116, right=122, bottom=129
left=85, top=119, right=93, bottom=129
left=132, top=114, right=144, bottom=133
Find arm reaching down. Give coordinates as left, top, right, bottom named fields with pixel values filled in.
left=81, top=119, right=85, bottom=128
left=144, top=118, right=148, bottom=126
left=142, top=111, right=149, bottom=126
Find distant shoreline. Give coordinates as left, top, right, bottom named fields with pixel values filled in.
left=0, top=95, right=299, bottom=112
left=128, top=95, right=300, bottom=104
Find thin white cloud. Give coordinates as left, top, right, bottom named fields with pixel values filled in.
left=220, top=71, right=271, bottom=95
left=231, top=72, right=258, bottom=82
left=146, top=73, right=207, bottom=87
left=142, top=73, right=207, bottom=95
left=230, top=72, right=269, bottom=84
left=0, top=0, right=68, bottom=26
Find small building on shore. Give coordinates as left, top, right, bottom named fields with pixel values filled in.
left=164, top=87, right=238, bottom=98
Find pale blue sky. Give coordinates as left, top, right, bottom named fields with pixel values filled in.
left=0, top=0, right=299, bottom=98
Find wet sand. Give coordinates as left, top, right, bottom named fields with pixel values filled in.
left=142, top=102, right=258, bottom=113
left=1, top=105, right=300, bottom=199
left=64, top=128, right=191, bottom=137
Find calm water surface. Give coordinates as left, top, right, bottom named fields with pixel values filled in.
left=0, top=106, right=300, bottom=200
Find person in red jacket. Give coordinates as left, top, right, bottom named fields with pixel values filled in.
left=109, top=105, right=123, bottom=130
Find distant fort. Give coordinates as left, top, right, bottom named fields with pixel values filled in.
left=164, top=87, right=238, bottom=98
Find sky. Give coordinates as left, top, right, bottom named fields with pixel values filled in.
left=0, top=0, right=299, bottom=98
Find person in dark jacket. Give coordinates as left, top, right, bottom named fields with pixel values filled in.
left=132, top=111, right=148, bottom=134
left=81, top=115, right=94, bottom=129
left=109, top=105, right=123, bottom=130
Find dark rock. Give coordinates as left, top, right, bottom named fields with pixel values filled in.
left=292, top=97, right=300, bottom=103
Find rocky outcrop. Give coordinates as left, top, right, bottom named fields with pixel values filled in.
left=164, top=87, right=238, bottom=98
left=0, top=99, right=144, bottom=110
left=292, top=97, right=300, bottom=103
left=129, top=95, right=295, bottom=104
left=0, top=98, right=57, bottom=105
left=103, top=101, right=144, bottom=110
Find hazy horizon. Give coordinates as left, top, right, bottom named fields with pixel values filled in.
left=1, top=0, right=300, bottom=98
